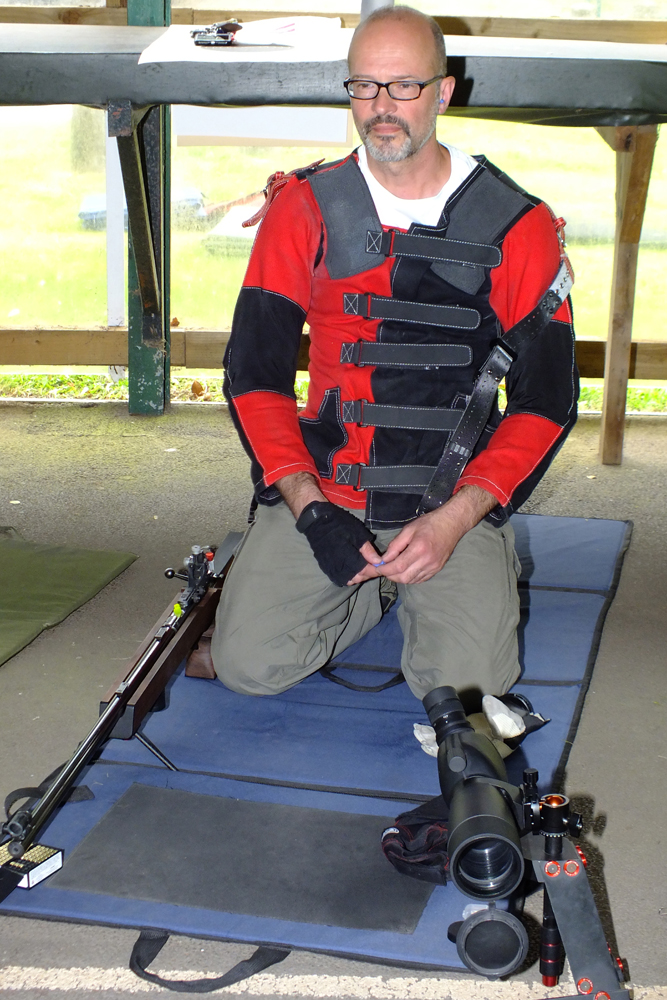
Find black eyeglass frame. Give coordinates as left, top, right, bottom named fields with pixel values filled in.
left=343, top=75, right=444, bottom=101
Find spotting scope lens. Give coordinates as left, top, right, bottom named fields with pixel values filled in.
left=450, top=832, right=524, bottom=900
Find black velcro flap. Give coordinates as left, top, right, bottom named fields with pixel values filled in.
left=336, top=464, right=435, bottom=491
left=367, top=230, right=501, bottom=269
left=341, top=400, right=461, bottom=433
left=50, top=783, right=433, bottom=934
left=343, top=293, right=480, bottom=331
left=339, top=341, right=472, bottom=368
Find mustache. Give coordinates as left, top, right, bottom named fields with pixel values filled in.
left=361, top=114, right=411, bottom=138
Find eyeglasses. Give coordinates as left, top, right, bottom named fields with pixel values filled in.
left=343, top=76, right=443, bottom=101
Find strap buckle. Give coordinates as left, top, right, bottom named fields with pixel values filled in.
left=342, top=399, right=365, bottom=425
left=343, top=293, right=371, bottom=319
left=366, top=230, right=394, bottom=256
left=335, top=463, right=366, bottom=490
left=340, top=341, right=363, bottom=365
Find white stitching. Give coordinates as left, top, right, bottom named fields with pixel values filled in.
left=299, top=387, right=348, bottom=480
left=391, top=235, right=501, bottom=267
left=321, top=486, right=366, bottom=506
left=371, top=300, right=481, bottom=330
left=231, top=388, right=297, bottom=401
left=456, top=473, right=510, bottom=506
left=366, top=231, right=382, bottom=254
left=242, top=285, right=308, bottom=315
left=360, top=346, right=473, bottom=368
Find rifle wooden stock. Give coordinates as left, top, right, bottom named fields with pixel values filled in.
left=100, top=585, right=222, bottom=739
left=99, top=531, right=243, bottom=739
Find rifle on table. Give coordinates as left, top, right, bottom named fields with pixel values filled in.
left=0, top=532, right=242, bottom=886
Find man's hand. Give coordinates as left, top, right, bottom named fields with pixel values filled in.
left=348, top=485, right=498, bottom=586
left=275, top=471, right=383, bottom=587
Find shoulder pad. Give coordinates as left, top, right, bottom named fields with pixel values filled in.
left=243, top=158, right=325, bottom=228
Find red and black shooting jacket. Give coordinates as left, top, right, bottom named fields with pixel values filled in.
left=223, top=151, right=579, bottom=530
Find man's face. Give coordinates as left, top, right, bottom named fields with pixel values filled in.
left=347, top=18, right=450, bottom=164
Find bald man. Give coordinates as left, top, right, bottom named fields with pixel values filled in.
left=212, top=5, right=578, bottom=712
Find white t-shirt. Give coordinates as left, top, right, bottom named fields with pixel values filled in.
left=356, top=143, right=477, bottom=230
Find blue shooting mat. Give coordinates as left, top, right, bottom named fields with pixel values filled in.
left=0, top=514, right=631, bottom=973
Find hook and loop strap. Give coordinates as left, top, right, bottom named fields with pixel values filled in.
left=130, top=929, right=291, bottom=993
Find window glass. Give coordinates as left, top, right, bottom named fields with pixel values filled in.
left=2, top=0, right=105, bottom=6
left=411, top=0, right=667, bottom=17
left=177, top=0, right=358, bottom=12
left=437, top=116, right=666, bottom=343
left=170, top=141, right=353, bottom=330
left=0, top=105, right=107, bottom=328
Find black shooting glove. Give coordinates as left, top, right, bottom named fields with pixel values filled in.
left=296, top=501, right=377, bottom=587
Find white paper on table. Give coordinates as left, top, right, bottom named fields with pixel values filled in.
left=138, top=19, right=349, bottom=65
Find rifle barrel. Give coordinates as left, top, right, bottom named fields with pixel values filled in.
left=7, top=614, right=181, bottom=853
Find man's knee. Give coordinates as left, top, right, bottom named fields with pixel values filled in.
left=211, top=622, right=318, bottom=696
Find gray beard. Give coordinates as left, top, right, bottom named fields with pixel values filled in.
left=361, top=105, right=438, bottom=163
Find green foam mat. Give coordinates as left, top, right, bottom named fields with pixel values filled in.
left=0, top=527, right=136, bottom=667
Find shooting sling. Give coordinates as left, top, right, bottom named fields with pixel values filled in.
left=419, top=258, right=573, bottom=514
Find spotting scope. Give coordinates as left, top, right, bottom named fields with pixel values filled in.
left=423, top=686, right=525, bottom=901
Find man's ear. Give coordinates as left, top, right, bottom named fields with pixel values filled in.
left=438, top=76, right=456, bottom=114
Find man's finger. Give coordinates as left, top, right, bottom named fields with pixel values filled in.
left=377, top=528, right=414, bottom=565
left=347, top=563, right=382, bottom=585
left=359, top=540, right=384, bottom=567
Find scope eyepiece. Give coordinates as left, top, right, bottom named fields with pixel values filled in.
left=422, top=686, right=470, bottom=744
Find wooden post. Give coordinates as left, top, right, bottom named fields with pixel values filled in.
left=597, top=124, right=658, bottom=465
left=126, top=0, right=171, bottom=415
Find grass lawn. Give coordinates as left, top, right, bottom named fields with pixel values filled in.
left=1, top=107, right=666, bottom=343
left=2, top=371, right=666, bottom=413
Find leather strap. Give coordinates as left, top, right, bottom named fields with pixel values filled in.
left=342, top=293, right=481, bottom=331
left=336, top=464, right=435, bottom=492
left=342, top=400, right=462, bottom=432
left=418, top=259, right=574, bottom=515
left=129, top=929, right=290, bottom=993
left=366, top=229, right=501, bottom=268
left=340, top=341, right=472, bottom=368
left=418, top=344, right=513, bottom=514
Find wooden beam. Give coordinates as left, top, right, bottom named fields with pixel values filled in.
left=3, top=330, right=667, bottom=382
left=0, top=329, right=129, bottom=366
left=1, top=6, right=666, bottom=41
left=599, top=125, right=658, bottom=465
left=0, top=5, right=127, bottom=23
left=0, top=328, right=184, bottom=366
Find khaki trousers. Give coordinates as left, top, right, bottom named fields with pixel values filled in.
left=210, top=501, right=521, bottom=706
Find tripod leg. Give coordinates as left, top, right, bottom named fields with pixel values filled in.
left=540, top=891, right=563, bottom=987
left=527, top=839, right=625, bottom=998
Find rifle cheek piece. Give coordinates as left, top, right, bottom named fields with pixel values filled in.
left=423, top=686, right=524, bottom=901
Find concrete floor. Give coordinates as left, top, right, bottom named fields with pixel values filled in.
left=0, top=400, right=666, bottom=999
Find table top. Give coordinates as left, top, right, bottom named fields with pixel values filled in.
left=1, top=23, right=666, bottom=126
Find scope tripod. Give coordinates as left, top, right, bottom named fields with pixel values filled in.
left=451, top=773, right=628, bottom=995
left=525, top=787, right=626, bottom=1000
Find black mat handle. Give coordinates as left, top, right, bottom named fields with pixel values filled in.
left=130, top=928, right=290, bottom=993
left=320, top=663, right=405, bottom=693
